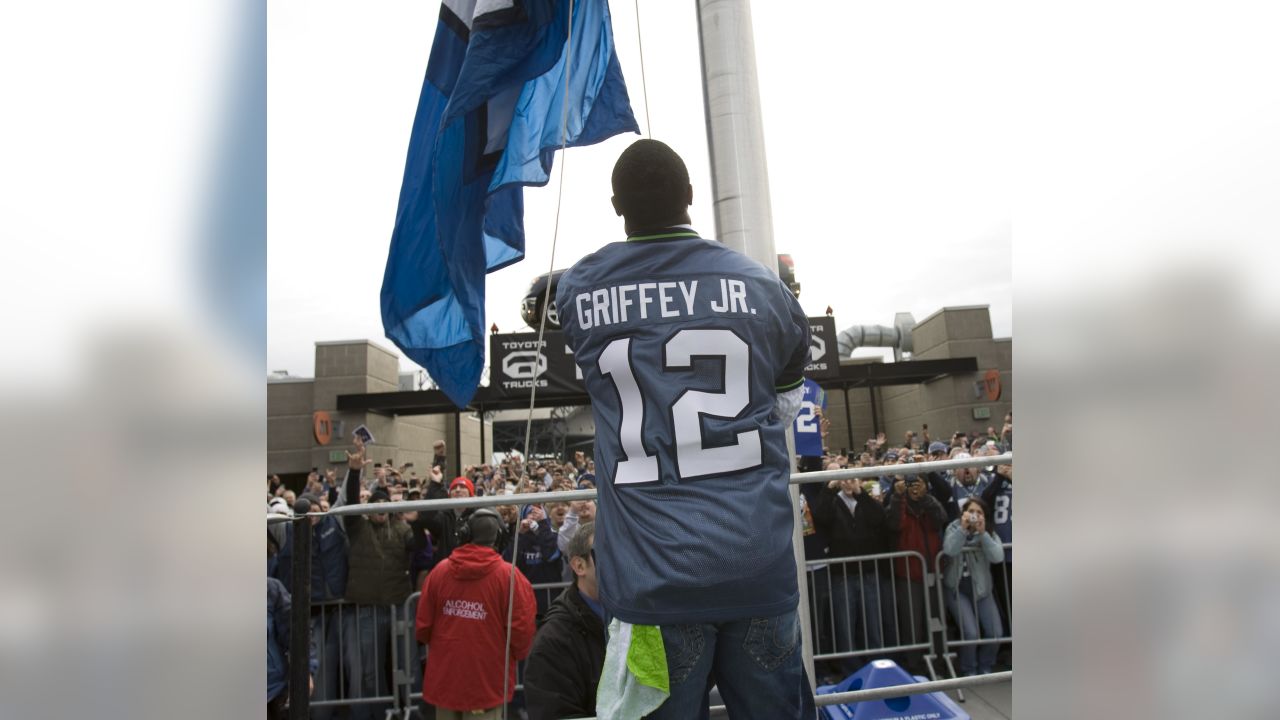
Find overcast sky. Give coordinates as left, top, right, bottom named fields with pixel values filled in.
left=268, top=0, right=1009, bottom=379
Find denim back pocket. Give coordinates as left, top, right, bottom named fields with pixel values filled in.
left=661, top=624, right=706, bottom=685
left=743, top=612, right=799, bottom=671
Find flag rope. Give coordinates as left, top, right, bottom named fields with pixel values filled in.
left=503, top=0, right=577, bottom=715
left=633, top=0, right=652, bottom=137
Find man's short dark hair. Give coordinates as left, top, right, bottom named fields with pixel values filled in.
left=567, top=521, right=595, bottom=561
left=611, top=139, right=690, bottom=230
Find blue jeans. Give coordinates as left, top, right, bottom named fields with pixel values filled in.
left=341, top=605, right=394, bottom=720
left=944, top=589, right=1003, bottom=676
left=646, top=607, right=816, bottom=720
left=830, top=570, right=883, bottom=669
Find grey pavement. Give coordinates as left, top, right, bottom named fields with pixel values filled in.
left=945, top=679, right=1012, bottom=720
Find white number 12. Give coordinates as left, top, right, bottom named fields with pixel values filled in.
left=598, top=329, right=761, bottom=485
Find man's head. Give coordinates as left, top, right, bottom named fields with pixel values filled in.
left=905, top=474, right=927, bottom=501
left=928, top=441, right=949, bottom=459
left=951, top=452, right=975, bottom=485
left=295, top=493, right=323, bottom=525
left=571, top=499, right=596, bottom=524
left=449, top=477, right=475, bottom=498
left=610, top=139, right=693, bottom=232
left=567, top=520, right=598, bottom=600
left=463, top=508, right=506, bottom=550
left=432, top=439, right=446, bottom=456
left=367, top=487, right=390, bottom=524
left=545, top=501, right=569, bottom=528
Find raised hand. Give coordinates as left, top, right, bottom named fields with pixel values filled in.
left=347, top=437, right=372, bottom=470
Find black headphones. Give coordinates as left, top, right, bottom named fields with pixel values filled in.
left=456, top=508, right=509, bottom=552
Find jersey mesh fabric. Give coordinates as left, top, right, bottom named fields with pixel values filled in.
left=556, top=235, right=810, bottom=624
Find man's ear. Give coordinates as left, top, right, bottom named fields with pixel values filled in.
left=686, top=184, right=693, bottom=207
left=611, top=195, right=624, bottom=217
left=569, top=555, right=587, bottom=579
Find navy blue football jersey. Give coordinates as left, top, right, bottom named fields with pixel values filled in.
left=556, top=230, right=810, bottom=625
left=992, top=482, right=1012, bottom=562
left=793, top=378, right=826, bottom=458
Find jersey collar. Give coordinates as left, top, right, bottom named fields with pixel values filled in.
left=626, top=225, right=700, bottom=243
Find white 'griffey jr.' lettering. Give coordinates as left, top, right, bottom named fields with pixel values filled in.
left=575, top=277, right=758, bottom=330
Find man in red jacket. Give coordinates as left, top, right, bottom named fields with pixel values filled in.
left=416, top=508, right=537, bottom=719
left=884, top=473, right=947, bottom=675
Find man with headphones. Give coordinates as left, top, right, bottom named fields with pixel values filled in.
left=415, top=507, right=537, bottom=720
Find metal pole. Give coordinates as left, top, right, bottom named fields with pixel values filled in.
left=453, top=411, right=462, bottom=478
left=697, top=0, right=812, bottom=688
left=696, top=0, right=775, bottom=256
left=479, top=406, right=487, bottom=465
left=842, top=386, right=853, bottom=455
left=289, top=497, right=313, bottom=719
left=869, top=386, right=880, bottom=437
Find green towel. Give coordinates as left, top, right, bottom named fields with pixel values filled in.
left=596, top=619, right=670, bottom=719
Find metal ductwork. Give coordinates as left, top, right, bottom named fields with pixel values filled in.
left=837, top=312, right=917, bottom=361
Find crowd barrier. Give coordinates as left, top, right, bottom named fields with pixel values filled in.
left=298, top=582, right=573, bottom=719
left=274, top=452, right=1012, bottom=718
left=930, top=543, right=1013, bottom=701
left=806, top=551, right=933, bottom=668
left=307, top=545, right=1015, bottom=718
left=307, top=600, right=401, bottom=718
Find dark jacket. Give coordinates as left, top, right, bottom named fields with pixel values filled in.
left=422, top=479, right=464, bottom=566
left=272, top=514, right=349, bottom=603
left=884, top=491, right=947, bottom=581
left=811, top=485, right=890, bottom=559
left=926, top=471, right=960, bottom=522
left=267, top=577, right=318, bottom=702
left=343, top=467, right=414, bottom=605
left=524, top=584, right=607, bottom=720
left=505, top=519, right=563, bottom=620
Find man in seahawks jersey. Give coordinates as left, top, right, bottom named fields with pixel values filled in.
left=557, top=140, right=814, bottom=720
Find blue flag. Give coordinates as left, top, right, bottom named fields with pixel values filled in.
left=382, top=0, right=638, bottom=408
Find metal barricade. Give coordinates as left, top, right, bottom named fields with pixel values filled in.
left=396, top=581, right=573, bottom=718
left=308, top=598, right=403, bottom=718
left=806, top=551, right=934, bottom=675
left=930, top=543, right=1013, bottom=700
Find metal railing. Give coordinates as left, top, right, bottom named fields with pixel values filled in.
left=806, top=551, right=933, bottom=666
left=306, top=600, right=401, bottom=716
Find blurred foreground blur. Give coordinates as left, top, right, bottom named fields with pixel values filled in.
left=0, top=1, right=263, bottom=718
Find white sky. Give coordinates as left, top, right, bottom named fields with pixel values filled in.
left=268, top=0, right=1010, bottom=379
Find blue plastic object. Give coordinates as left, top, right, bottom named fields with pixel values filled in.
left=815, top=659, right=970, bottom=720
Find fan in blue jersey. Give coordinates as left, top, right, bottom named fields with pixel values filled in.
left=948, top=452, right=991, bottom=508
left=557, top=139, right=815, bottom=720
left=793, top=378, right=826, bottom=470
left=980, top=459, right=1013, bottom=668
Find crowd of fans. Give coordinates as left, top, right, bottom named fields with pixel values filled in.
left=798, top=414, right=1014, bottom=681
left=265, top=415, right=1013, bottom=717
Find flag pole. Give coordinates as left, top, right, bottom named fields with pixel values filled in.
left=696, top=0, right=816, bottom=689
